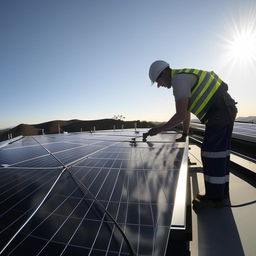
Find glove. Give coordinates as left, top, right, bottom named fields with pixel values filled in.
left=148, top=127, right=160, bottom=136
left=176, top=133, right=187, bottom=142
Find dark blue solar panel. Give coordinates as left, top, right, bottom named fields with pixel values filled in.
left=41, top=142, right=84, bottom=153
left=0, top=168, right=61, bottom=252
left=0, top=131, right=187, bottom=255
left=11, top=155, right=63, bottom=168
left=0, top=146, right=48, bottom=166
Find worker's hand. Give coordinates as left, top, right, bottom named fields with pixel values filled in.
left=142, top=132, right=149, bottom=142
left=148, top=127, right=160, bottom=136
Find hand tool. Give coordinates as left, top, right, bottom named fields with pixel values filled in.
left=143, top=132, right=149, bottom=142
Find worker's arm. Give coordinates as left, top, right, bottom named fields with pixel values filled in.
left=148, top=98, right=190, bottom=136
left=182, top=111, right=191, bottom=136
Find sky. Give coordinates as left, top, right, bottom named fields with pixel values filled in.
left=1, top=0, right=256, bottom=129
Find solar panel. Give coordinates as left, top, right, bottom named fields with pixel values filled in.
left=0, top=130, right=187, bottom=255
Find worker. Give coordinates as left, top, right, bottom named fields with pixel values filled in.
left=147, top=60, right=237, bottom=210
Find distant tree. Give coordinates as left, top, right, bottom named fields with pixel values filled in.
left=113, top=115, right=125, bottom=121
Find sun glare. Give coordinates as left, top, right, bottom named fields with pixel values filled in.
left=230, top=31, right=256, bottom=61
left=228, top=27, right=256, bottom=63
left=221, top=7, right=256, bottom=70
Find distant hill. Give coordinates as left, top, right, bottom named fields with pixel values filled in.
left=0, top=119, right=156, bottom=142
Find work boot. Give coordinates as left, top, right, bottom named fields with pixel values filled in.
left=192, top=197, right=226, bottom=210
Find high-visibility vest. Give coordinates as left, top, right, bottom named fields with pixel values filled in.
left=171, top=68, right=223, bottom=122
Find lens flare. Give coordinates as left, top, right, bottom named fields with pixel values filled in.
left=227, top=24, right=256, bottom=64
left=230, top=33, right=256, bottom=60
left=220, top=6, right=256, bottom=71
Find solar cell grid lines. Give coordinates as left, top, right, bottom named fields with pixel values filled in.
left=0, top=130, right=187, bottom=256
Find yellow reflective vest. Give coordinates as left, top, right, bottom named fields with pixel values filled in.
left=171, top=68, right=223, bottom=122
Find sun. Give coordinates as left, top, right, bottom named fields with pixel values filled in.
left=228, top=27, right=256, bottom=63
left=221, top=7, right=256, bottom=69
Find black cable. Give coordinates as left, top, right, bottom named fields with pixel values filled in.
left=67, top=169, right=136, bottom=256
left=32, top=136, right=136, bottom=256
left=189, top=136, right=256, bottom=209
left=225, top=200, right=256, bottom=208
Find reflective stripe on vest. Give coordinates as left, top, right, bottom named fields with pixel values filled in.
left=202, top=150, right=231, bottom=158
left=172, top=68, right=223, bottom=121
left=204, top=174, right=229, bottom=184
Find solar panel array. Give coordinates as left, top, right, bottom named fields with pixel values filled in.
left=0, top=130, right=186, bottom=256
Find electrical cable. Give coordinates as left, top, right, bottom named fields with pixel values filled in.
left=189, top=136, right=256, bottom=209
left=31, top=136, right=136, bottom=256
left=0, top=167, right=67, bottom=255
left=66, top=169, right=136, bottom=256
left=225, top=200, right=256, bottom=208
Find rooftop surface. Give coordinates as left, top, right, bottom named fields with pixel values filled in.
left=189, top=144, right=256, bottom=256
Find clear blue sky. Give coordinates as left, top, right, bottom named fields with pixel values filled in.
left=1, top=0, right=256, bottom=128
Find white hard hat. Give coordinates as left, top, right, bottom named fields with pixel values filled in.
left=149, top=60, right=169, bottom=83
